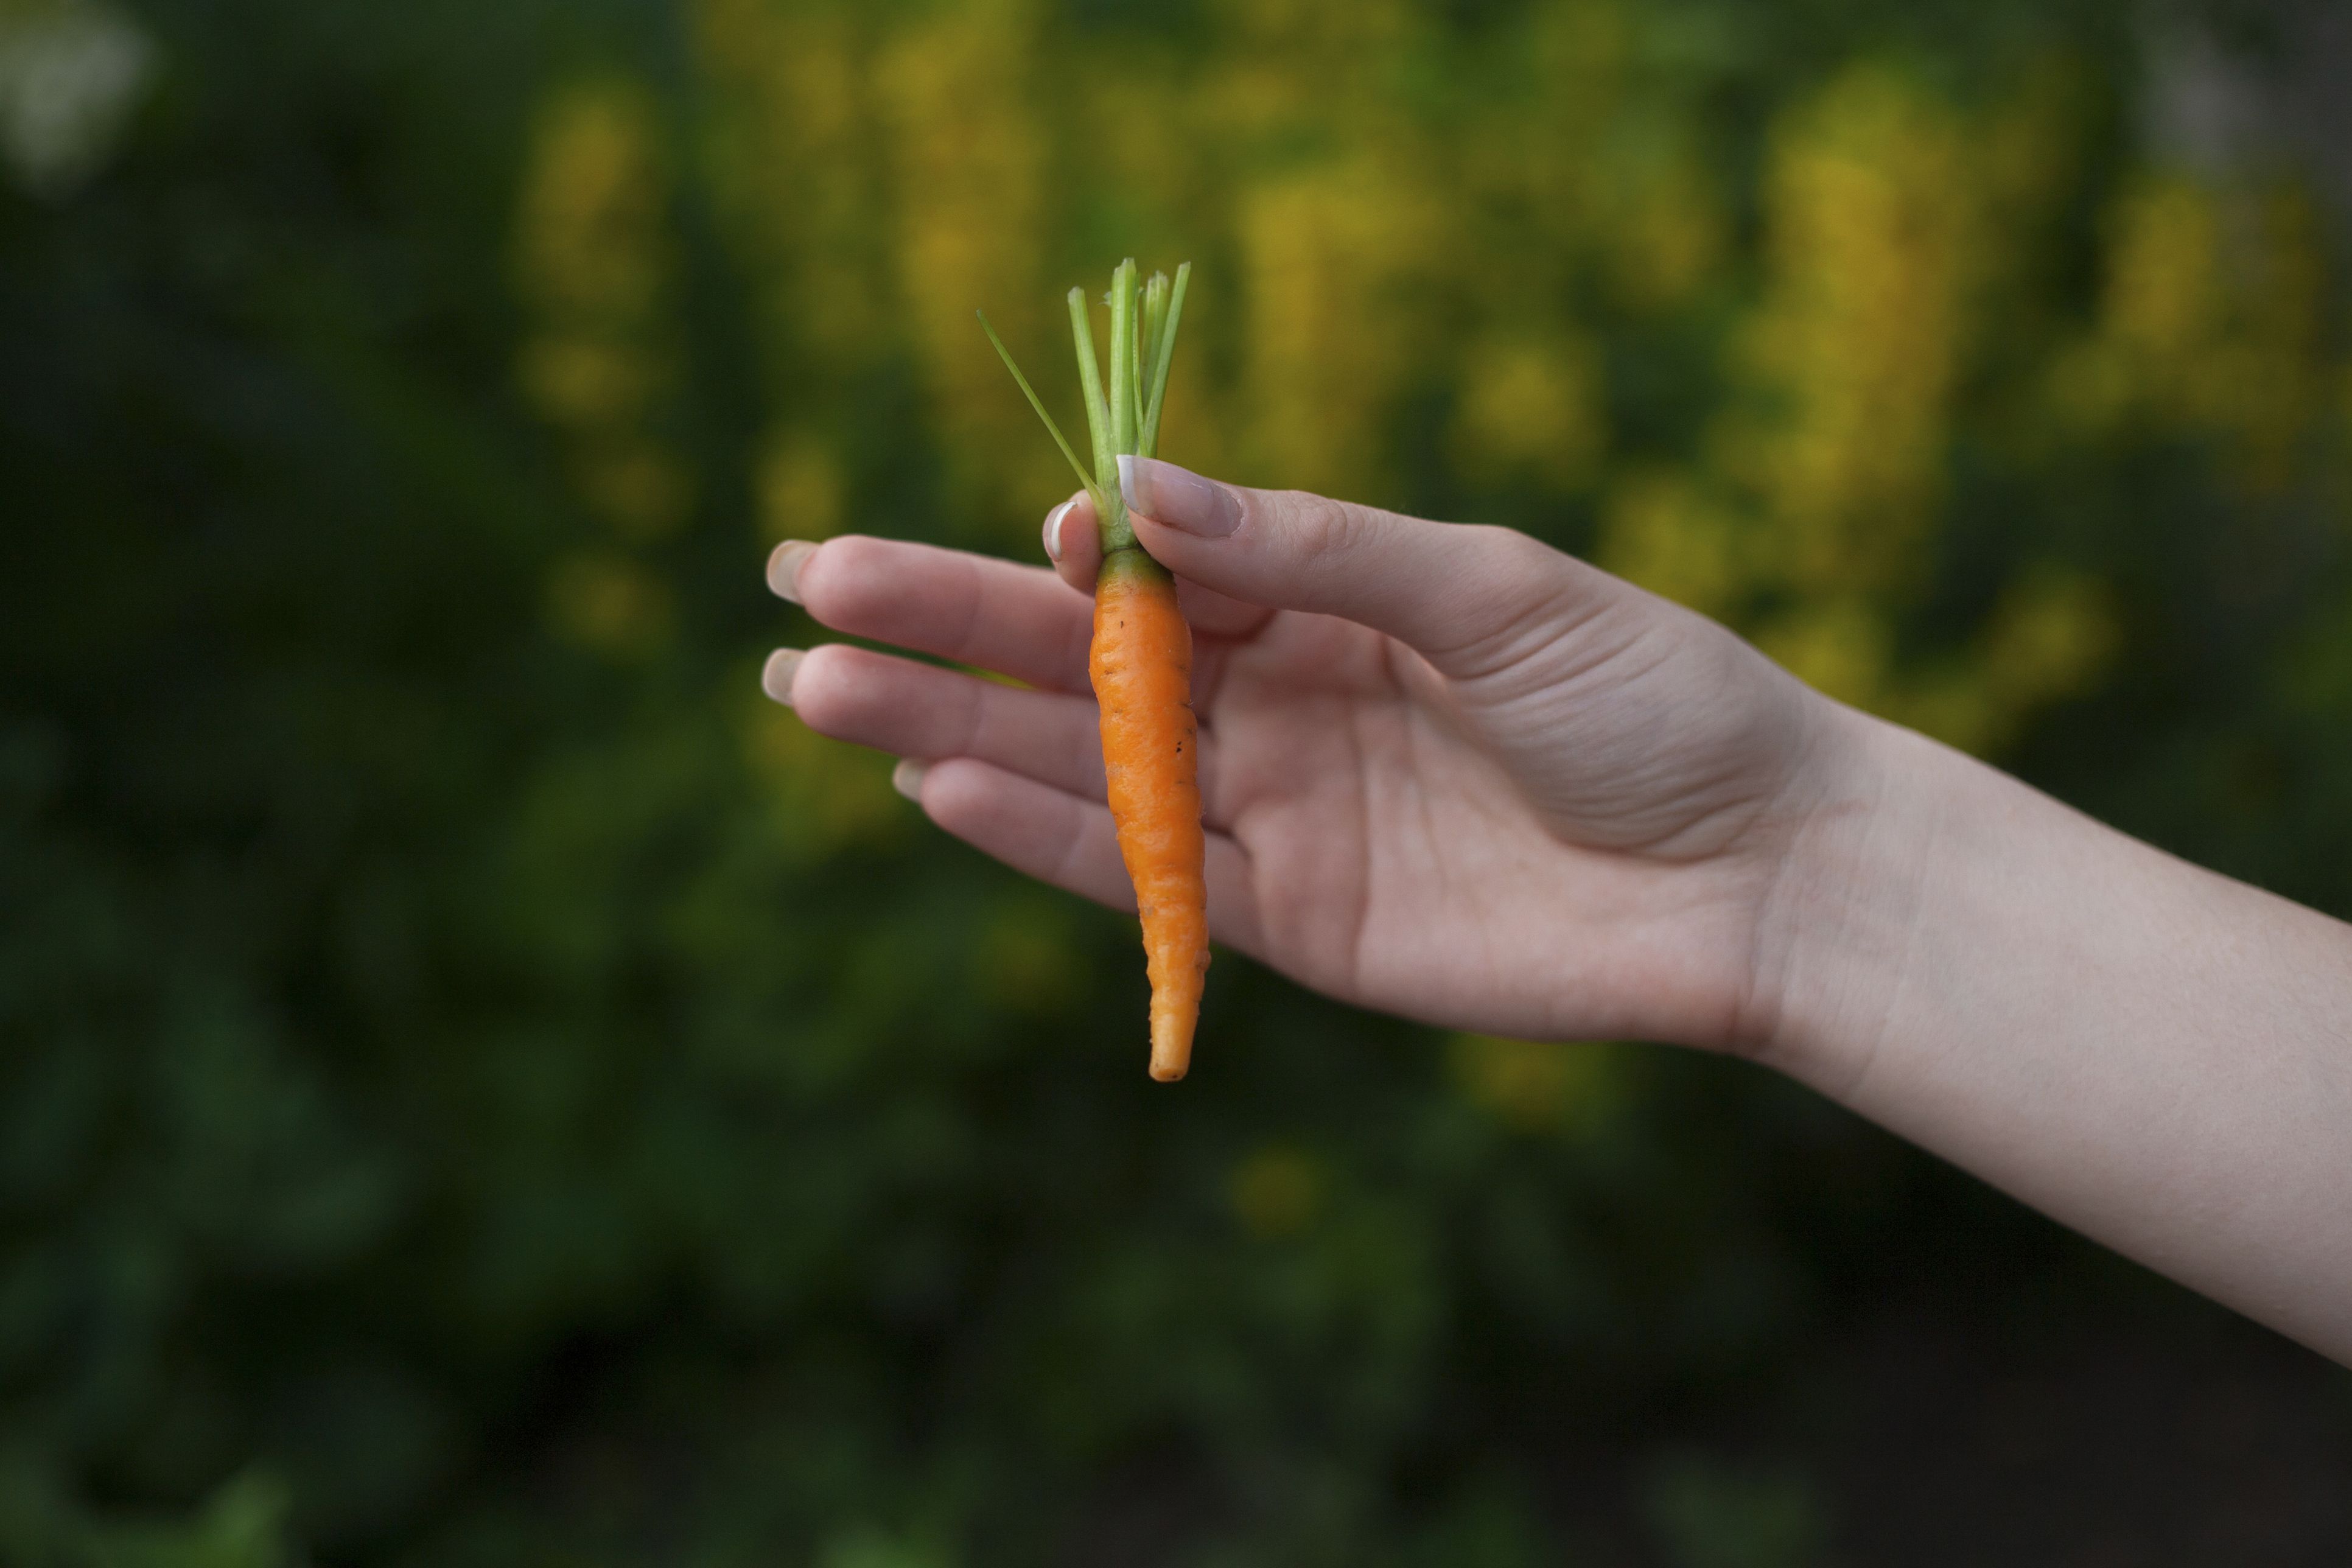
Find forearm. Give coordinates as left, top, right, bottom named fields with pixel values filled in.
left=1762, top=706, right=2352, bottom=1363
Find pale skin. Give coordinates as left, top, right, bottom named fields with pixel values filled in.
left=760, top=457, right=2352, bottom=1367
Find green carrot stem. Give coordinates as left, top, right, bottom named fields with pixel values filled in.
left=1140, top=270, right=1170, bottom=424
left=1128, top=310, right=1146, bottom=436
left=1124, top=273, right=1152, bottom=425
left=1065, top=285, right=1132, bottom=550
left=1139, top=261, right=1189, bottom=460
left=1068, top=291, right=1115, bottom=474
left=988, top=261, right=1190, bottom=557
left=977, top=310, right=1101, bottom=508
left=1108, top=259, right=1138, bottom=461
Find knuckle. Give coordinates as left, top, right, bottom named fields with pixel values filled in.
left=1441, top=526, right=1595, bottom=671
left=1470, top=523, right=1554, bottom=579
left=951, top=675, right=992, bottom=756
left=1278, top=490, right=1363, bottom=564
left=1475, top=525, right=1569, bottom=605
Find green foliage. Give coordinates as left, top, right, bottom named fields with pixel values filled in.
left=1641, top=1457, right=1825, bottom=1568
left=1, top=1468, right=292, bottom=1568
left=4, top=0, right=2350, bottom=1564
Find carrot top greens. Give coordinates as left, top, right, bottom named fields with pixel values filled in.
left=979, top=258, right=1191, bottom=555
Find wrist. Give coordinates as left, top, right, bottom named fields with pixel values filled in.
left=1743, top=701, right=1970, bottom=1087
left=1740, top=696, right=2352, bottom=1365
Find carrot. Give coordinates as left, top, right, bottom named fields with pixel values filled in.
left=1093, top=550, right=1208, bottom=1079
left=981, top=259, right=1209, bottom=1079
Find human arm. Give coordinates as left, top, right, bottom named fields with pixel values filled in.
left=761, top=460, right=2352, bottom=1365
left=1762, top=710, right=2352, bottom=1363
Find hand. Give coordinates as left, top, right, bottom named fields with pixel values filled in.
left=763, top=459, right=1850, bottom=1052
left=764, top=460, right=2352, bottom=1362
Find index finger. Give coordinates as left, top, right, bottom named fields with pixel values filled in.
left=770, top=535, right=1096, bottom=694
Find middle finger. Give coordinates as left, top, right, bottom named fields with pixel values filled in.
left=775, top=642, right=1105, bottom=799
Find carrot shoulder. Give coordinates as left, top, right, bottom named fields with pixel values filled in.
left=1090, top=547, right=1208, bottom=1080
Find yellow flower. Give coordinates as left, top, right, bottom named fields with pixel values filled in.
left=2074, top=177, right=2328, bottom=492
left=1597, top=469, right=1748, bottom=620
left=873, top=0, right=1057, bottom=523
left=1450, top=332, right=1606, bottom=488
left=1236, top=163, right=1435, bottom=495
left=512, top=73, right=695, bottom=541
left=512, top=79, right=671, bottom=324
left=1447, top=1034, right=1626, bottom=1138
left=1733, top=66, right=1979, bottom=601
left=757, top=430, right=846, bottom=546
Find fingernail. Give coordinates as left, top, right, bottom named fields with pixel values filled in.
left=1043, top=501, right=1069, bottom=562
left=766, top=539, right=819, bottom=602
left=761, top=648, right=803, bottom=705
left=891, top=758, right=928, bottom=801
left=1118, top=455, right=1242, bottom=538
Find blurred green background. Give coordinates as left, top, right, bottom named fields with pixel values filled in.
left=5, top=0, right=2352, bottom=1562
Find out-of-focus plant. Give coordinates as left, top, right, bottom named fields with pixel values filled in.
left=516, top=75, right=691, bottom=654
left=6, top=0, right=2351, bottom=1564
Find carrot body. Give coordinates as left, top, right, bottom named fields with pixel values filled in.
left=1090, top=547, right=1208, bottom=1080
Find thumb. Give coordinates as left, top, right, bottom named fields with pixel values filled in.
left=1119, top=456, right=1626, bottom=679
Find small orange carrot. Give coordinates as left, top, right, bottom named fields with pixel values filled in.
left=981, top=257, right=1208, bottom=1077
left=1091, top=548, right=1207, bottom=1079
